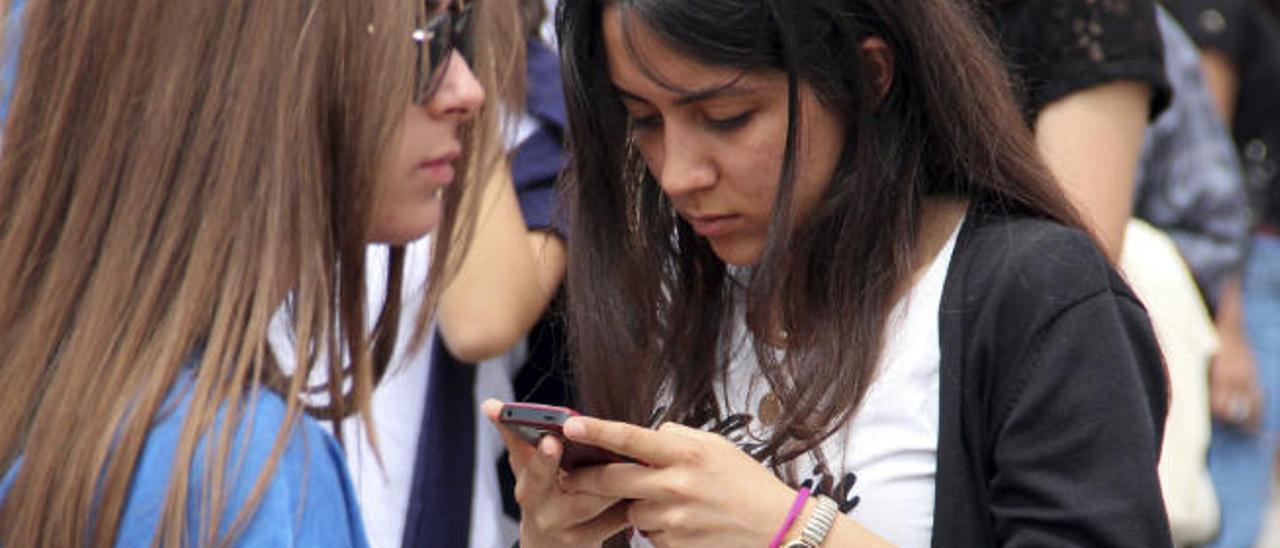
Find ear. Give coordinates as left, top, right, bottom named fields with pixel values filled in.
left=859, top=37, right=893, bottom=100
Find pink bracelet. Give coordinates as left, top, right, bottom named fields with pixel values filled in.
left=769, top=487, right=812, bottom=548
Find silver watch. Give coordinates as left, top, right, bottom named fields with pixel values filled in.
left=783, top=495, right=839, bottom=548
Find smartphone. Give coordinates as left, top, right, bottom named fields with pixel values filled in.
left=498, top=402, right=636, bottom=471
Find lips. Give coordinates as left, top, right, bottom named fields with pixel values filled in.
left=684, top=213, right=743, bottom=237
left=417, top=150, right=461, bottom=186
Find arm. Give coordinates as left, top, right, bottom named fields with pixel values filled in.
left=1191, top=47, right=1261, bottom=427
left=437, top=162, right=566, bottom=363
left=1210, top=275, right=1263, bottom=428
left=1033, top=80, right=1152, bottom=263
left=1199, top=50, right=1239, bottom=123
left=989, top=289, right=1171, bottom=545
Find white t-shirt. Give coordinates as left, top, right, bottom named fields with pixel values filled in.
left=637, top=222, right=959, bottom=548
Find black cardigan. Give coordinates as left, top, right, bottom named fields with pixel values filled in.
left=931, top=204, right=1172, bottom=546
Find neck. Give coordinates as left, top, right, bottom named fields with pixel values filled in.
left=906, top=197, right=968, bottom=288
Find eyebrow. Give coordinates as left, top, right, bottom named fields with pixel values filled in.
left=614, top=75, right=756, bottom=107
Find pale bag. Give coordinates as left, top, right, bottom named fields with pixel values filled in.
left=1121, top=219, right=1220, bottom=545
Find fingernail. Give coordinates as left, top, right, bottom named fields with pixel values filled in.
left=563, top=417, right=586, bottom=438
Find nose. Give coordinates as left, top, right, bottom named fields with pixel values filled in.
left=655, top=126, right=715, bottom=199
left=426, top=51, right=485, bottom=121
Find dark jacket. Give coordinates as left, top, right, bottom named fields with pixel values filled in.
left=932, top=203, right=1172, bottom=546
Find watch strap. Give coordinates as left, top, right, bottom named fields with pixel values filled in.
left=799, top=495, right=839, bottom=546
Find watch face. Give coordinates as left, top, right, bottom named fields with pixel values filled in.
left=784, top=542, right=811, bottom=548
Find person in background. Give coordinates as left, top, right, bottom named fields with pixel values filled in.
left=1129, top=8, right=1251, bottom=543
left=983, top=0, right=1170, bottom=263
left=0, top=0, right=519, bottom=545
left=1133, top=7, right=1249, bottom=312
left=396, top=0, right=572, bottom=546
left=1162, top=1, right=1280, bottom=545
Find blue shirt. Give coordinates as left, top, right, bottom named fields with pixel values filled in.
left=1, top=370, right=370, bottom=547
left=0, top=0, right=26, bottom=122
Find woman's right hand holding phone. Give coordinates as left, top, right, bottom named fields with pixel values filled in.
left=481, top=399, right=631, bottom=548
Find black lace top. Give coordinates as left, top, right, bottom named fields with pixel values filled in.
left=986, top=0, right=1173, bottom=122
left=1164, top=0, right=1280, bottom=228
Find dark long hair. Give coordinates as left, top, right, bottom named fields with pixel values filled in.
left=557, top=0, right=1082, bottom=471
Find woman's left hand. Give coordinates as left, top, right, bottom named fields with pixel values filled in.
left=559, top=417, right=798, bottom=547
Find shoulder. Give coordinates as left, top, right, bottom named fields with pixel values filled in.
left=942, top=205, right=1166, bottom=407
left=240, top=399, right=368, bottom=547
left=935, top=208, right=1171, bottom=545
left=950, top=209, right=1126, bottom=311
left=942, top=207, right=1161, bottom=394
left=200, top=384, right=368, bottom=547
left=121, top=372, right=368, bottom=547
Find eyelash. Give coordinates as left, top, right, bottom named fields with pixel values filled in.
left=706, top=110, right=754, bottom=132
left=629, top=110, right=755, bottom=133
left=631, top=114, right=661, bottom=130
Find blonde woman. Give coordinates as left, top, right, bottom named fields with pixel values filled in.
left=0, top=0, right=520, bottom=545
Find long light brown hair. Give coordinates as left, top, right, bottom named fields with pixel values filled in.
left=0, top=0, right=521, bottom=545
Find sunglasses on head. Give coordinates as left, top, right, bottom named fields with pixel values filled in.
left=413, top=0, right=474, bottom=104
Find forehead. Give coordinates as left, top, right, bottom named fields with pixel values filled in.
left=602, top=6, right=759, bottom=102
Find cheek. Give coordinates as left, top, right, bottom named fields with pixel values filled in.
left=365, top=115, right=444, bottom=244
left=390, top=110, right=424, bottom=175
left=374, top=136, right=413, bottom=209
left=726, top=130, right=789, bottom=207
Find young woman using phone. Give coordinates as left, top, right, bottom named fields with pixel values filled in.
left=487, top=0, right=1170, bottom=546
left=0, top=0, right=520, bottom=545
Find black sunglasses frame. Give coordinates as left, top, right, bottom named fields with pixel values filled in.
left=413, top=1, right=474, bottom=104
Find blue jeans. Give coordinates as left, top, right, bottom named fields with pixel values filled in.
left=1209, top=233, right=1280, bottom=548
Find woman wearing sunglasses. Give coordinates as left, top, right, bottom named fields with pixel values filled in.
left=0, top=0, right=520, bottom=546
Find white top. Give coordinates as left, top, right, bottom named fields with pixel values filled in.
left=636, top=221, right=959, bottom=548
left=340, top=241, right=437, bottom=548
left=540, top=0, right=559, bottom=48
left=268, top=240, right=436, bottom=548
left=269, top=239, right=529, bottom=548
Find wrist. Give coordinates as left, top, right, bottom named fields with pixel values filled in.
left=782, top=498, right=817, bottom=541
left=769, top=487, right=812, bottom=548
left=781, top=495, right=840, bottom=548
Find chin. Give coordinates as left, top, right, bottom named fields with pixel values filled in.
left=368, top=206, right=441, bottom=245
left=710, top=241, right=763, bottom=267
